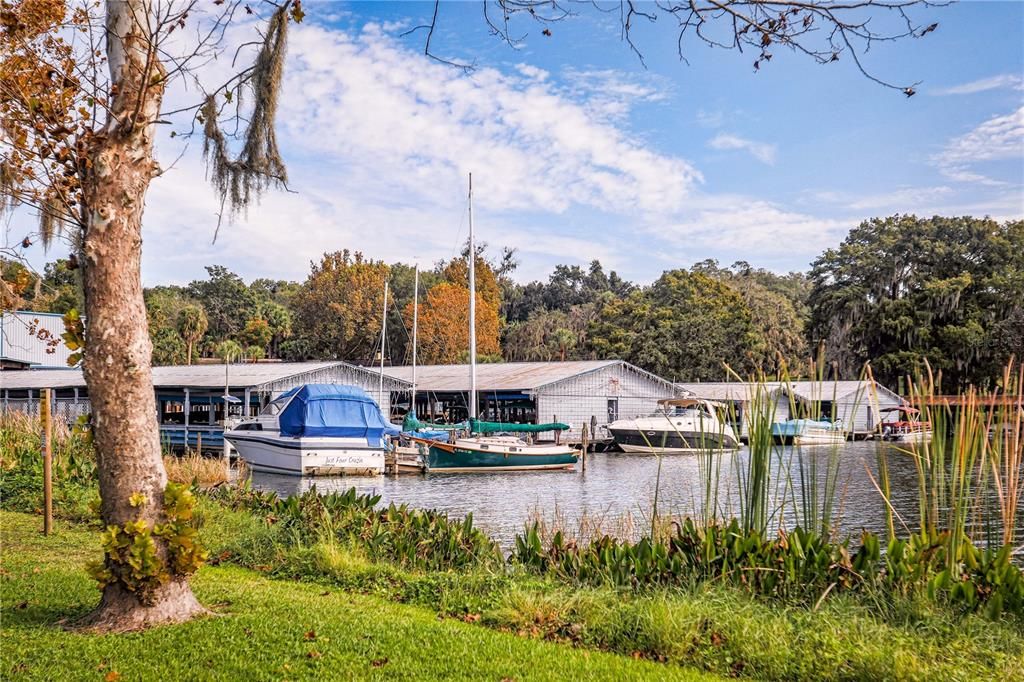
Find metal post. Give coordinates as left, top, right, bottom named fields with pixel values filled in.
left=412, top=263, right=419, bottom=412
left=378, top=279, right=389, bottom=406
left=41, top=388, right=53, bottom=535
left=467, top=172, right=477, bottom=420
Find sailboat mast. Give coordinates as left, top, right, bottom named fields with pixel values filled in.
left=378, top=278, right=389, bottom=407
left=411, top=263, right=419, bottom=412
left=468, top=172, right=477, bottom=420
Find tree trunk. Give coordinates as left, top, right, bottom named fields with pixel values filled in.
left=76, top=0, right=205, bottom=632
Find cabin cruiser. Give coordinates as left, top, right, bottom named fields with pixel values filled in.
left=880, top=406, right=932, bottom=445
left=606, top=398, right=740, bottom=453
left=771, top=418, right=847, bottom=445
left=224, top=384, right=398, bottom=476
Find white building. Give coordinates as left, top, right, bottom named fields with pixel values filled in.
left=382, top=360, right=681, bottom=438
left=677, top=380, right=903, bottom=439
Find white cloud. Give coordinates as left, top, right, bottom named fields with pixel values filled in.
left=930, top=74, right=1024, bottom=96
left=845, top=186, right=954, bottom=211
left=136, top=21, right=701, bottom=285
left=652, top=196, right=848, bottom=266
left=559, top=67, right=669, bottom=123
left=707, top=133, right=777, bottom=165
left=276, top=25, right=699, bottom=216
left=932, top=106, right=1024, bottom=185
left=696, top=109, right=724, bottom=128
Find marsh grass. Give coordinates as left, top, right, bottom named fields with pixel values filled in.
left=162, top=452, right=247, bottom=487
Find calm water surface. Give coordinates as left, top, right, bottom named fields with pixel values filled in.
left=250, top=441, right=1021, bottom=548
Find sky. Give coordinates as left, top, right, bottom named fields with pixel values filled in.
left=10, top=0, right=1024, bottom=285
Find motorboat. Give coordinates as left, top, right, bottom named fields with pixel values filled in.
left=606, top=398, right=740, bottom=453
left=224, top=384, right=398, bottom=476
left=771, top=418, right=847, bottom=445
left=879, top=405, right=932, bottom=445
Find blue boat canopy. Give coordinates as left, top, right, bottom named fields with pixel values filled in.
left=278, top=384, right=400, bottom=445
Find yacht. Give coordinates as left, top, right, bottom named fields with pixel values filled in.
left=224, top=384, right=397, bottom=476
left=606, top=398, right=740, bottom=453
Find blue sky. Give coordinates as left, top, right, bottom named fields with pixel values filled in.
left=14, top=0, right=1024, bottom=285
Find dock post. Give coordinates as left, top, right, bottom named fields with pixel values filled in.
left=196, top=431, right=202, bottom=455
left=41, top=388, right=53, bottom=536
left=183, top=388, right=191, bottom=454
left=580, top=423, right=588, bottom=473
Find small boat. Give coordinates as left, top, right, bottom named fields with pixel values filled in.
left=224, top=384, right=398, bottom=476
left=771, top=418, right=846, bottom=445
left=606, top=398, right=740, bottom=453
left=879, top=405, right=932, bottom=444
left=409, top=419, right=578, bottom=472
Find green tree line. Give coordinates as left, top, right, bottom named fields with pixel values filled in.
left=4, top=215, right=1021, bottom=389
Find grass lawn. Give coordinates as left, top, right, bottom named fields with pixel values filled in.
left=0, top=512, right=716, bottom=681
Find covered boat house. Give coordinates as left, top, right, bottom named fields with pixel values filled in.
left=676, top=380, right=903, bottom=440
left=1, top=361, right=409, bottom=451
left=382, top=360, right=681, bottom=438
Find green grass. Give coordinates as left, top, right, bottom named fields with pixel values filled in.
left=5, top=507, right=1024, bottom=681
left=0, top=512, right=714, bottom=681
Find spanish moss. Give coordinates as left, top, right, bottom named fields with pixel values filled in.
left=202, top=6, right=289, bottom=230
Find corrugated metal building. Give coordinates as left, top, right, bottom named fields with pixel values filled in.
left=383, top=360, right=681, bottom=437
left=677, top=380, right=903, bottom=438
left=1, top=362, right=409, bottom=450
left=0, top=311, right=78, bottom=369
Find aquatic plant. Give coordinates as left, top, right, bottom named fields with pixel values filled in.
left=207, top=483, right=503, bottom=572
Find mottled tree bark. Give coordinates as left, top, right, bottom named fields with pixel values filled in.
left=76, top=0, right=205, bottom=632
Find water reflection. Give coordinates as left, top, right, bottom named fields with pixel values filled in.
left=250, top=441, right=1021, bottom=548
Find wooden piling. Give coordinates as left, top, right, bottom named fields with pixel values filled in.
left=196, top=432, right=202, bottom=455
left=580, top=423, right=588, bottom=473
left=41, top=388, right=53, bottom=536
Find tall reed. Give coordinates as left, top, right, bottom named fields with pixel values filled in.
left=738, top=379, right=776, bottom=536
left=987, top=361, right=1023, bottom=547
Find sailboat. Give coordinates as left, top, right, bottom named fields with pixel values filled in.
left=408, top=173, right=579, bottom=472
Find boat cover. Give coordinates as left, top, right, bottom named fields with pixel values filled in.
left=401, top=411, right=463, bottom=440
left=278, top=385, right=400, bottom=444
left=470, top=418, right=569, bottom=434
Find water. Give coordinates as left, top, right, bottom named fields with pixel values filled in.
left=250, top=441, right=1022, bottom=548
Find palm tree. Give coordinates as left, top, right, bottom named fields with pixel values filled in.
left=177, top=305, right=208, bottom=365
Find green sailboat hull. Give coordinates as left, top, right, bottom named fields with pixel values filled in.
left=423, top=442, right=578, bottom=472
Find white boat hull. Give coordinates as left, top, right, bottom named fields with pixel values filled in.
left=884, top=430, right=932, bottom=445
left=793, top=429, right=847, bottom=446
left=225, top=433, right=384, bottom=476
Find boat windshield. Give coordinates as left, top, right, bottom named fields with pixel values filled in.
left=654, top=406, right=713, bottom=419
left=260, top=394, right=292, bottom=417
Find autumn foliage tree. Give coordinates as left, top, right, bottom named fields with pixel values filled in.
left=290, top=250, right=389, bottom=362
left=414, top=282, right=501, bottom=364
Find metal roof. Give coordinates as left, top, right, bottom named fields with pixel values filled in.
left=1, top=311, right=78, bottom=369
left=677, top=380, right=900, bottom=403
left=381, top=360, right=633, bottom=392
left=1, top=361, right=411, bottom=391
